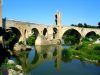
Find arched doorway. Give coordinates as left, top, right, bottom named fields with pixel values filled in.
left=62, top=29, right=81, bottom=45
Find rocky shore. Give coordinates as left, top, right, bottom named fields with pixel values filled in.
left=2, top=60, right=24, bottom=75
left=13, top=43, right=31, bottom=51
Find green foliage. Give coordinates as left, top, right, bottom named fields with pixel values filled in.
left=98, top=22, right=100, bottom=28
left=93, top=44, right=100, bottom=50
left=71, top=23, right=98, bottom=28
left=1, top=62, right=16, bottom=70
left=62, top=49, right=72, bottom=62
left=5, top=34, right=16, bottom=45
left=1, top=58, right=15, bottom=69
left=64, top=36, right=78, bottom=45
left=68, top=39, right=100, bottom=62
left=19, top=41, right=24, bottom=45
left=0, top=58, right=16, bottom=75
left=78, top=23, right=83, bottom=27
left=62, top=49, right=72, bottom=57
left=82, top=35, right=100, bottom=43
left=82, top=37, right=90, bottom=42
left=74, top=44, right=84, bottom=50
left=26, top=34, right=36, bottom=46
left=85, top=31, right=98, bottom=40
left=63, top=29, right=81, bottom=45
left=96, top=34, right=100, bottom=38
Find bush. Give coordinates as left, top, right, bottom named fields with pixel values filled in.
left=82, top=37, right=90, bottom=42
left=68, top=40, right=100, bottom=62
left=62, top=49, right=72, bottom=62
left=94, top=44, right=100, bottom=50
left=26, top=34, right=36, bottom=46
left=75, top=44, right=83, bottom=50
left=0, top=58, right=16, bottom=75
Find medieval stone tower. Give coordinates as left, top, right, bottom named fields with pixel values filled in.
left=0, top=0, right=2, bottom=27
left=55, top=11, right=62, bottom=39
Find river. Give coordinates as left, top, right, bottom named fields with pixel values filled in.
left=11, top=45, right=100, bottom=75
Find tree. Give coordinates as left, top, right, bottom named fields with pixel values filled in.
left=78, top=23, right=83, bottom=27
left=63, top=29, right=81, bottom=45
left=26, top=34, right=36, bottom=46
left=84, top=23, right=88, bottom=28
left=71, top=24, right=76, bottom=26
left=98, top=22, right=100, bottom=28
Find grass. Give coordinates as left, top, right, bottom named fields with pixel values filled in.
left=67, top=40, right=100, bottom=63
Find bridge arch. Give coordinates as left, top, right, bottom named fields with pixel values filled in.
left=31, top=28, right=39, bottom=38
left=5, top=27, right=21, bottom=50
left=85, top=31, right=97, bottom=39
left=7, top=27, right=21, bottom=41
left=61, top=28, right=81, bottom=45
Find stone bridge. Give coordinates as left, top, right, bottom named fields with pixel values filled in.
left=4, top=18, right=100, bottom=45
left=0, top=0, right=100, bottom=45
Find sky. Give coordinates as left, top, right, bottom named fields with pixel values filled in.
left=2, top=0, right=100, bottom=26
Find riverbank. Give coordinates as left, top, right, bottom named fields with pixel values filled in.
left=67, top=40, right=100, bottom=64
left=0, top=59, right=24, bottom=75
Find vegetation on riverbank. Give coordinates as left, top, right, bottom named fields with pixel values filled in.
left=67, top=38, right=100, bottom=63
left=0, top=58, right=24, bottom=75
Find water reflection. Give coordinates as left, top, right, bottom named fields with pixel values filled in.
left=14, top=45, right=63, bottom=72
left=54, top=45, right=62, bottom=70
left=14, top=45, right=100, bottom=75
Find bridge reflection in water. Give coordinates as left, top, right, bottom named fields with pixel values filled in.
left=15, top=45, right=63, bottom=72
left=13, top=45, right=100, bottom=75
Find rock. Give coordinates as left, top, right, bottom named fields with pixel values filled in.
left=94, top=38, right=100, bottom=44
left=16, top=65, right=23, bottom=71
left=26, top=45, right=31, bottom=50
left=88, top=44, right=92, bottom=46
left=75, top=56, right=79, bottom=58
left=19, top=73, right=24, bottom=75
left=7, top=60, right=15, bottom=64
left=8, top=69, right=17, bottom=75
left=52, top=39, right=61, bottom=45
left=14, top=43, right=26, bottom=51
left=35, top=35, right=51, bottom=45
left=7, top=60, right=24, bottom=75
left=89, top=38, right=93, bottom=41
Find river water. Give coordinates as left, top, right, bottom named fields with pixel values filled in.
left=12, top=45, right=100, bottom=75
